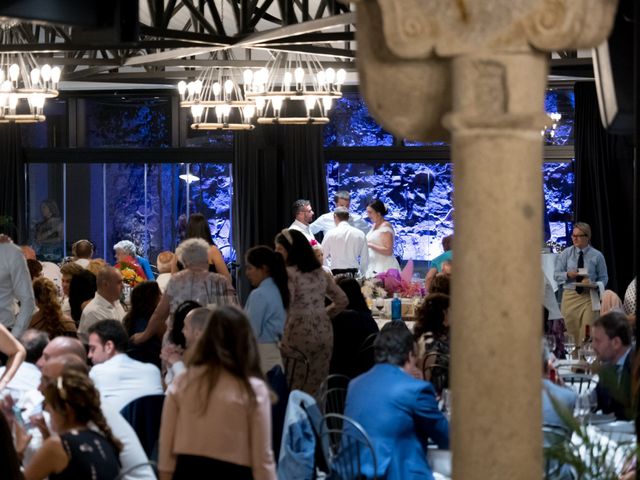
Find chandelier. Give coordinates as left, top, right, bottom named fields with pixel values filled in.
left=0, top=26, right=61, bottom=124
left=178, top=67, right=256, bottom=131
left=245, top=52, right=346, bottom=125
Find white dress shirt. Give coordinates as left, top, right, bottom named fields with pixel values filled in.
left=90, top=353, right=164, bottom=411
left=78, top=293, right=126, bottom=342
left=310, top=211, right=370, bottom=236
left=0, top=362, right=43, bottom=417
left=0, top=243, right=35, bottom=337
left=321, top=221, right=369, bottom=275
left=289, top=219, right=315, bottom=241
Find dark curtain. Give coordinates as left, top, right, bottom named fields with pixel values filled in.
left=574, top=82, right=634, bottom=294
left=232, top=124, right=327, bottom=301
left=0, top=125, right=26, bottom=243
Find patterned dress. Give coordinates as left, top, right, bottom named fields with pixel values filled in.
left=282, top=267, right=348, bottom=396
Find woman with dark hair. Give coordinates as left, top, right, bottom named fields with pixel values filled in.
left=158, top=305, right=276, bottom=480
left=330, top=278, right=380, bottom=378
left=274, top=228, right=347, bottom=396
left=184, top=213, right=232, bottom=285
left=364, top=199, right=400, bottom=277
left=162, top=300, right=201, bottom=386
left=413, top=293, right=450, bottom=393
left=30, top=277, right=77, bottom=338
left=68, top=269, right=97, bottom=325
left=0, top=409, right=22, bottom=480
left=244, top=246, right=289, bottom=374
left=15, top=369, right=122, bottom=479
left=124, top=281, right=163, bottom=367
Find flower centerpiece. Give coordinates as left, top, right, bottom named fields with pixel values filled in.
left=115, top=256, right=146, bottom=287
left=374, top=260, right=424, bottom=298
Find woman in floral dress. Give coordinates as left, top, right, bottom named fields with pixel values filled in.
left=275, top=229, right=348, bottom=397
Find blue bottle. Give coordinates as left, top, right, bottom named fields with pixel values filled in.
left=391, top=293, right=402, bottom=321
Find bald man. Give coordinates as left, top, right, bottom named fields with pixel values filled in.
left=163, top=307, right=211, bottom=386
left=36, top=336, right=86, bottom=369
left=36, top=351, right=155, bottom=480
left=78, top=266, right=125, bottom=342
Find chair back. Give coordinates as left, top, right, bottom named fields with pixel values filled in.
left=542, top=425, right=573, bottom=479
left=319, top=413, right=377, bottom=480
left=119, top=394, right=165, bottom=460
left=320, top=387, right=348, bottom=416
left=421, top=352, right=449, bottom=394
left=281, top=345, right=310, bottom=391
left=558, top=373, right=596, bottom=396
left=114, top=460, right=157, bottom=480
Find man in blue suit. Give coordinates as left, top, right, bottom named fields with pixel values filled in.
left=343, top=322, right=449, bottom=480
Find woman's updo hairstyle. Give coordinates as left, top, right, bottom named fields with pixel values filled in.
left=367, top=199, right=387, bottom=216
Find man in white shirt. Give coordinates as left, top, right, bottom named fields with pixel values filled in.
left=88, top=319, right=163, bottom=411
left=310, top=190, right=370, bottom=238
left=78, top=266, right=125, bottom=342
left=322, top=207, right=369, bottom=277
left=289, top=199, right=316, bottom=241
left=0, top=238, right=36, bottom=337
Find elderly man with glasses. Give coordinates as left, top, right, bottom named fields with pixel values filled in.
left=554, top=222, right=608, bottom=346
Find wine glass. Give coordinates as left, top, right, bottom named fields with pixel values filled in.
left=581, top=343, right=597, bottom=373
left=441, top=389, right=452, bottom=416
left=563, top=334, right=576, bottom=360
left=374, top=297, right=385, bottom=316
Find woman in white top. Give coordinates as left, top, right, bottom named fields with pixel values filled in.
left=365, top=199, right=400, bottom=277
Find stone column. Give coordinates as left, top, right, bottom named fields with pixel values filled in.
left=446, top=52, right=548, bottom=479
left=347, top=1, right=619, bottom=478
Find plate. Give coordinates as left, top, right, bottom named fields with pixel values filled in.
left=586, top=413, right=616, bottom=425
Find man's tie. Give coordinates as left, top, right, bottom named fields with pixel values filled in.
left=576, top=250, right=584, bottom=294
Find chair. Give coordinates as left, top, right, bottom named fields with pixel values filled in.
left=114, top=461, right=157, bottom=480
left=119, top=394, right=165, bottom=461
left=320, top=387, right=349, bottom=416
left=319, top=413, right=378, bottom=480
left=542, top=425, right=574, bottom=480
left=421, top=352, right=449, bottom=394
left=280, top=345, right=310, bottom=391
left=318, top=374, right=351, bottom=398
left=559, top=373, right=596, bottom=396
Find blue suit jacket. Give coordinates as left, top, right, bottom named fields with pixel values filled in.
left=343, top=363, right=449, bottom=480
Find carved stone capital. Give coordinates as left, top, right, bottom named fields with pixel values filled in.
left=352, top=0, right=619, bottom=140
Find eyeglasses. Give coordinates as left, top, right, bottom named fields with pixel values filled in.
left=571, top=234, right=587, bottom=238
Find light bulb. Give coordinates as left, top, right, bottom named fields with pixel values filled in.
left=322, top=97, right=333, bottom=111
left=215, top=105, right=223, bottom=121
left=187, top=82, right=196, bottom=97
left=30, top=68, right=40, bottom=86
left=191, top=104, right=204, bottom=120
left=272, top=96, right=284, bottom=112
left=51, top=66, right=61, bottom=84
left=224, top=79, right=234, bottom=95
left=9, top=64, right=19, bottom=82
left=8, top=93, right=18, bottom=110
left=325, top=68, right=336, bottom=84
left=294, top=67, right=304, bottom=85
left=317, top=71, right=326, bottom=87
left=212, top=82, right=221, bottom=98
left=41, top=64, right=52, bottom=82
left=194, top=80, right=203, bottom=95
left=1, top=80, right=11, bottom=92
left=243, top=69, right=253, bottom=85
left=256, top=97, right=266, bottom=111
left=256, top=68, right=268, bottom=85
left=336, top=68, right=346, bottom=85
left=0, top=71, right=4, bottom=85
left=283, top=71, right=292, bottom=91
left=32, top=93, right=45, bottom=109
left=243, top=105, right=255, bottom=119
left=177, top=81, right=187, bottom=95
left=305, top=96, right=317, bottom=111
left=220, top=105, right=231, bottom=117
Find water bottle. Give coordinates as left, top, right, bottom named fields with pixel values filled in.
left=391, top=293, right=402, bottom=321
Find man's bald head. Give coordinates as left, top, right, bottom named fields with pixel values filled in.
left=96, top=266, right=123, bottom=302
left=183, top=307, right=212, bottom=347
left=39, top=354, right=89, bottom=392
left=36, top=336, right=87, bottom=370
